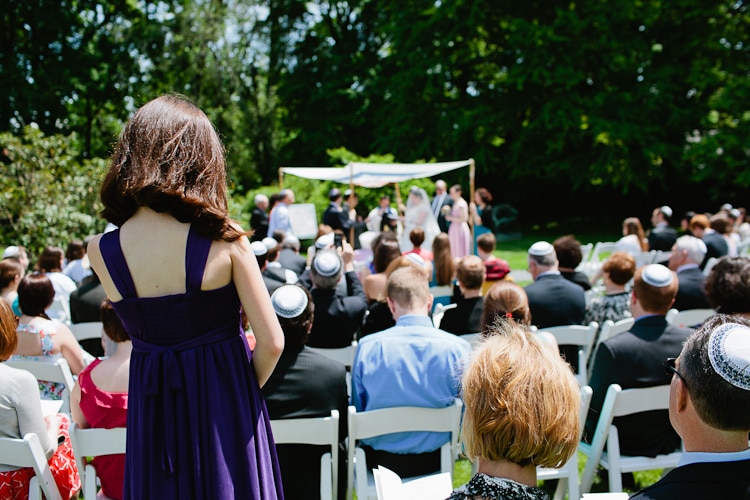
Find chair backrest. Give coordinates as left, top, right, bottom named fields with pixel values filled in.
left=578, top=243, right=594, bottom=267
left=665, top=308, right=715, bottom=329
left=271, top=410, right=339, bottom=500
left=590, top=242, right=618, bottom=263
left=580, top=384, right=676, bottom=493
left=5, top=358, right=75, bottom=413
left=69, top=322, right=104, bottom=342
left=347, top=399, right=463, bottom=499
left=0, top=433, right=63, bottom=500
left=703, top=257, right=718, bottom=276
left=46, top=296, right=71, bottom=326
left=68, top=423, right=127, bottom=500
left=538, top=323, right=598, bottom=385
left=308, top=341, right=358, bottom=369
left=649, top=250, right=672, bottom=264
left=431, top=302, right=457, bottom=329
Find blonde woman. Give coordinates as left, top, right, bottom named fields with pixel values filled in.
left=449, top=324, right=580, bottom=499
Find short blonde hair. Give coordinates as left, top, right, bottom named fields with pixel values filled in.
left=386, top=266, right=430, bottom=310
left=461, top=323, right=580, bottom=468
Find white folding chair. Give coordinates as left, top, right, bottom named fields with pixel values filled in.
left=46, top=296, right=72, bottom=326
left=429, top=285, right=454, bottom=312
left=0, top=433, right=63, bottom=500
left=665, top=308, right=714, bottom=329
left=308, top=341, right=358, bottom=369
left=578, top=242, right=594, bottom=267
left=6, top=358, right=76, bottom=413
left=649, top=250, right=672, bottom=264
left=702, top=257, right=718, bottom=276
left=347, top=400, right=463, bottom=500
left=431, top=302, right=457, bottom=329
left=69, top=322, right=103, bottom=344
left=538, top=323, right=598, bottom=385
left=590, top=242, right=618, bottom=264
left=590, top=317, right=635, bottom=368
left=537, top=385, right=594, bottom=500
left=271, top=410, right=340, bottom=500
left=579, top=384, right=682, bottom=493
left=69, top=423, right=127, bottom=500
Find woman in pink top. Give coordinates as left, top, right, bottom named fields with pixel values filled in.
left=71, top=300, right=130, bottom=500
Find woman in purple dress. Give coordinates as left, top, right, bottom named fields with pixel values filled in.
left=447, top=184, right=471, bottom=258
left=88, top=95, right=285, bottom=499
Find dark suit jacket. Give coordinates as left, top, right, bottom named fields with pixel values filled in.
left=431, top=193, right=453, bottom=233
left=561, top=270, right=592, bottom=291
left=702, top=231, right=729, bottom=269
left=261, top=267, right=286, bottom=294
left=69, top=274, right=107, bottom=357
left=323, top=202, right=352, bottom=232
left=648, top=224, right=678, bottom=251
left=585, top=315, right=692, bottom=456
left=308, top=271, right=367, bottom=348
left=525, top=273, right=586, bottom=370
left=440, top=296, right=484, bottom=335
left=262, top=348, right=349, bottom=500
left=250, top=207, right=269, bottom=241
left=278, top=248, right=307, bottom=276
left=674, top=266, right=710, bottom=311
left=630, top=458, right=750, bottom=499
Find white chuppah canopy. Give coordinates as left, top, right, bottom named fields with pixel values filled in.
left=279, top=159, right=474, bottom=188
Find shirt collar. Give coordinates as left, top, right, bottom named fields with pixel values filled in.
left=679, top=448, right=750, bottom=467
left=536, top=270, right=561, bottom=279
left=395, top=314, right=435, bottom=328
left=676, top=263, right=700, bottom=274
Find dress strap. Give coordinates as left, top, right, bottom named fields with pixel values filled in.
left=99, top=230, right=138, bottom=298
left=185, top=226, right=212, bottom=292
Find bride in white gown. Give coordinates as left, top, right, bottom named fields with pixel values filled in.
left=400, top=186, right=441, bottom=252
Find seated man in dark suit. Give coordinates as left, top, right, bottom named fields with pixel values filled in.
left=440, top=255, right=485, bottom=335
left=648, top=205, right=678, bottom=252
left=307, top=245, right=367, bottom=348
left=277, top=234, right=307, bottom=277
left=69, top=271, right=107, bottom=357
left=554, top=234, right=592, bottom=291
left=586, top=264, right=693, bottom=457
left=630, top=315, right=750, bottom=499
left=524, top=241, right=586, bottom=370
left=262, top=284, right=348, bottom=500
left=668, top=235, right=710, bottom=311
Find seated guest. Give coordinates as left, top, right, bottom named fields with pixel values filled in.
left=69, top=270, right=108, bottom=357
left=440, top=256, right=485, bottom=335
left=480, top=281, right=558, bottom=351
left=586, top=264, right=692, bottom=456
left=583, top=251, right=635, bottom=326
left=70, top=300, right=130, bottom=500
left=0, top=258, right=24, bottom=316
left=690, top=213, right=728, bottom=269
left=262, top=285, right=348, bottom=500
left=62, top=239, right=92, bottom=285
left=262, top=237, right=298, bottom=285
left=648, top=205, right=678, bottom=252
left=363, top=238, right=401, bottom=303
left=307, top=245, right=367, bottom=348
left=0, top=297, right=81, bottom=498
left=667, top=235, right=710, bottom=311
left=476, top=233, right=510, bottom=296
left=616, top=217, right=649, bottom=256
left=448, top=323, right=580, bottom=500
left=36, top=246, right=78, bottom=322
left=554, top=235, right=592, bottom=291
left=278, top=234, right=307, bottom=277
left=251, top=241, right=284, bottom=294
left=704, top=256, right=750, bottom=319
left=351, top=266, right=470, bottom=477
left=403, top=228, right=434, bottom=262
left=430, top=233, right=456, bottom=287
left=12, top=273, right=85, bottom=399
left=630, top=315, right=750, bottom=499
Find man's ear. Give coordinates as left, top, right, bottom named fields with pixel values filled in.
left=386, top=296, right=396, bottom=315
left=427, top=294, right=434, bottom=313
left=675, top=376, right=689, bottom=413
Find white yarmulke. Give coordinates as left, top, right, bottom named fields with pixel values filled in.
left=708, top=322, right=750, bottom=391
left=404, top=253, right=426, bottom=269
left=660, top=205, right=673, bottom=219
left=250, top=241, right=267, bottom=256
left=641, top=264, right=673, bottom=288
left=2, top=246, right=20, bottom=259
left=315, top=233, right=334, bottom=250
left=528, top=241, right=554, bottom=257
left=313, top=250, right=342, bottom=277
left=262, top=237, right=278, bottom=250
left=283, top=234, right=300, bottom=247
left=271, top=285, right=309, bottom=319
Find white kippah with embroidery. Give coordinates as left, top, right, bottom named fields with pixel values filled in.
left=708, top=322, right=750, bottom=391
left=271, top=285, right=308, bottom=319
left=641, top=264, right=673, bottom=288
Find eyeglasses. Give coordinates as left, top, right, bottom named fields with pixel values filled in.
left=663, top=357, right=688, bottom=389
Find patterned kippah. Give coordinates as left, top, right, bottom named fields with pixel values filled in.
left=271, top=285, right=309, bottom=319
left=313, top=250, right=342, bottom=277
left=250, top=241, right=267, bottom=256
left=641, top=264, right=673, bottom=288
left=708, top=322, right=750, bottom=391
left=528, top=241, right=554, bottom=257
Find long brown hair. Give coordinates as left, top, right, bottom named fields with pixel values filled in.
left=432, top=233, right=455, bottom=286
left=623, top=217, right=648, bottom=252
left=100, top=94, right=244, bottom=241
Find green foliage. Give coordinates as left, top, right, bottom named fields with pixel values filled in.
left=0, top=127, right=107, bottom=258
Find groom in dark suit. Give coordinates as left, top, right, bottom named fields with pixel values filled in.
left=431, top=179, right=453, bottom=233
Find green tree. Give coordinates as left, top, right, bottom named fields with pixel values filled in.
left=0, top=127, right=107, bottom=258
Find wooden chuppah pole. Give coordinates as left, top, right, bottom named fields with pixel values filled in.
left=278, top=167, right=284, bottom=189
left=469, top=158, right=476, bottom=253
left=349, top=164, right=355, bottom=245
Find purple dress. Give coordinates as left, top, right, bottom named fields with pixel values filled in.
left=99, top=227, right=283, bottom=499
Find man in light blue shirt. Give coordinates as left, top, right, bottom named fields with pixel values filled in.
left=267, top=189, right=294, bottom=236
left=351, top=265, right=470, bottom=477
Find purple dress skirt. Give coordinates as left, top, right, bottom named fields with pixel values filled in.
left=99, top=228, right=283, bottom=499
